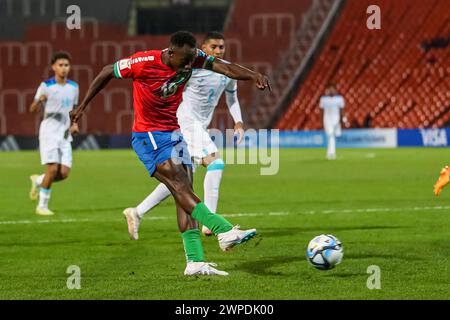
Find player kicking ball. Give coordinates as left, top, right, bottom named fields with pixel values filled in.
left=70, top=31, right=271, bottom=276
left=123, top=31, right=244, bottom=239
left=29, top=51, right=79, bottom=216
left=434, top=165, right=450, bottom=196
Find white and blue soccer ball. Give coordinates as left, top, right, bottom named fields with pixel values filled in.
left=306, top=234, right=343, bottom=270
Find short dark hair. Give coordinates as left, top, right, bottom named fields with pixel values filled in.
left=327, top=83, right=337, bottom=89
left=170, top=31, right=197, bottom=48
left=203, top=31, right=225, bottom=43
left=51, top=51, right=72, bottom=64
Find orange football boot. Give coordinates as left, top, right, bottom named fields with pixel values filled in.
left=434, top=166, right=450, bottom=196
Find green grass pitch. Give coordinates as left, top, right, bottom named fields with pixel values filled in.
left=1, top=148, right=450, bottom=299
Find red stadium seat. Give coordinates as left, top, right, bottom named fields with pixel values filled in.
left=277, top=0, right=449, bottom=129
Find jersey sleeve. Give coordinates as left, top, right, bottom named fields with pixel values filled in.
left=192, top=49, right=215, bottom=70
left=319, top=97, right=325, bottom=109
left=34, top=82, right=47, bottom=101
left=225, top=80, right=243, bottom=124
left=225, top=78, right=237, bottom=94
left=113, top=56, right=134, bottom=79
left=338, top=96, right=345, bottom=108
left=74, top=86, right=79, bottom=105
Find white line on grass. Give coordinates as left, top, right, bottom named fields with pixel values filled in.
left=300, top=205, right=450, bottom=215
left=0, top=206, right=448, bottom=225
left=0, top=212, right=289, bottom=225
left=0, top=218, right=92, bottom=225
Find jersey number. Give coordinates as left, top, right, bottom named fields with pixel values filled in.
left=161, top=82, right=178, bottom=99
left=207, top=89, right=215, bottom=104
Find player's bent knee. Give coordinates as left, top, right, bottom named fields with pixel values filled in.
left=172, top=180, right=193, bottom=196
left=46, top=164, right=59, bottom=177
left=202, top=153, right=221, bottom=167
left=206, top=158, right=225, bottom=172
left=59, top=172, right=70, bottom=180
left=60, top=167, right=71, bottom=180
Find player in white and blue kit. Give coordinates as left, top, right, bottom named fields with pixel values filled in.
left=123, top=32, right=245, bottom=239
left=319, top=83, right=345, bottom=160
left=29, top=52, right=79, bottom=216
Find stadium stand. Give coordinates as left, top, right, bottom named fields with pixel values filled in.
left=0, top=0, right=315, bottom=135
left=1, top=0, right=447, bottom=135
left=215, top=0, right=314, bottom=130
left=276, top=0, right=450, bottom=130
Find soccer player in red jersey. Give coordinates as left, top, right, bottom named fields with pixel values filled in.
left=70, top=31, right=271, bottom=276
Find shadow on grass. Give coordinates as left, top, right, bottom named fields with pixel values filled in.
left=233, top=255, right=299, bottom=276
left=321, top=272, right=364, bottom=278
left=261, top=225, right=405, bottom=237
left=235, top=251, right=423, bottom=277
left=344, top=253, right=424, bottom=261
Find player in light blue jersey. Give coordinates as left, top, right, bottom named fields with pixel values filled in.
left=123, top=32, right=245, bottom=239
left=29, top=51, right=79, bottom=216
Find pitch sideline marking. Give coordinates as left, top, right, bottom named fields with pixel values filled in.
left=0, top=212, right=289, bottom=225
left=0, top=206, right=449, bottom=225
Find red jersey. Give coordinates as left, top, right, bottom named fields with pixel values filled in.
left=113, top=49, right=215, bottom=132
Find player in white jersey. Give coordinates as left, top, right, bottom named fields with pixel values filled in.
left=28, top=51, right=79, bottom=216
left=319, top=83, right=345, bottom=160
left=123, top=32, right=244, bottom=239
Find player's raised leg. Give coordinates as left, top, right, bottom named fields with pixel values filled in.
left=153, top=158, right=257, bottom=252
left=29, top=174, right=44, bottom=200
left=434, top=165, right=450, bottom=196
left=138, top=183, right=172, bottom=215
left=201, top=153, right=225, bottom=236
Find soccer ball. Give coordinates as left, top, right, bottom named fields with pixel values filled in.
left=306, top=234, right=343, bottom=270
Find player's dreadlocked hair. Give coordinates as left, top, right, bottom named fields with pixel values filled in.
left=51, top=51, right=72, bottom=64
left=170, top=31, right=197, bottom=48
left=203, top=31, right=225, bottom=43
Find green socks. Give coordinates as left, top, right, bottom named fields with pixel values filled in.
left=181, top=203, right=234, bottom=263
left=181, top=203, right=233, bottom=263
left=181, top=229, right=205, bottom=262
left=192, top=202, right=233, bottom=235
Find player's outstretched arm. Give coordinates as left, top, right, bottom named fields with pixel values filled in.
left=70, top=64, right=115, bottom=123
left=224, top=84, right=245, bottom=144
left=211, top=59, right=271, bottom=91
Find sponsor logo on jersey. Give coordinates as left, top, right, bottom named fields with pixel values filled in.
left=122, top=56, right=155, bottom=69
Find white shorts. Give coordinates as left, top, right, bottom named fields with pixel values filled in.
left=180, top=122, right=218, bottom=165
left=39, top=136, right=73, bottom=167
left=324, top=121, right=342, bottom=137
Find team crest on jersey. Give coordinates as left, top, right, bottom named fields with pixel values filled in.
left=160, top=70, right=192, bottom=99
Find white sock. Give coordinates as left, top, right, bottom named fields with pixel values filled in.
left=204, top=159, right=224, bottom=213
left=136, top=183, right=171, bottom=218
left=38, top=188, right=51, bottom=209
left=327, top=135, right=336, bottom=158
left=36, top=174, right=45, bottom=187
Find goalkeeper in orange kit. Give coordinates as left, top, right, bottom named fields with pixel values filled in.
left=434, top=166, right=450, bottom=196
